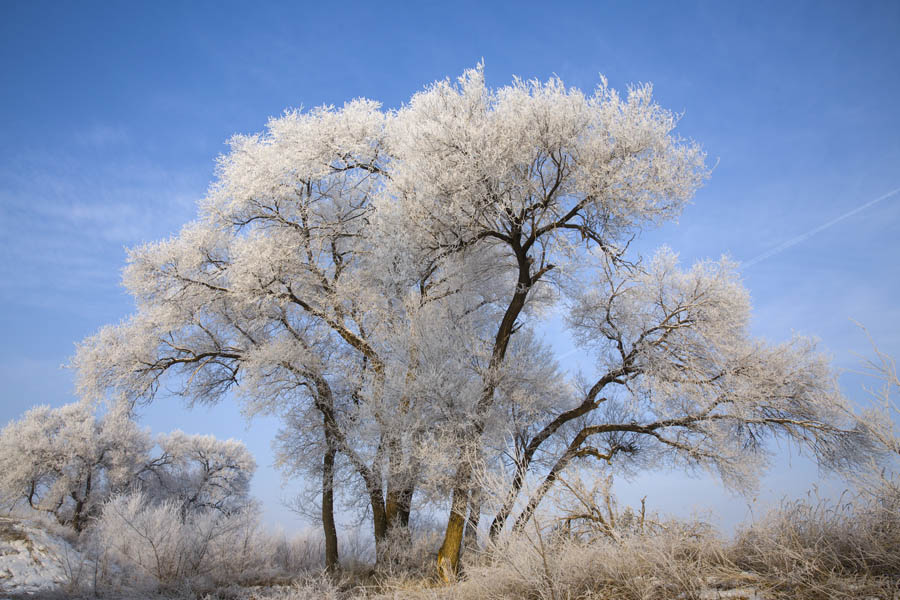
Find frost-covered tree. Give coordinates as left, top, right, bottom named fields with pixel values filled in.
left=73, top=98, right=389, bottom=568
left=0, top=400, right=150, bottom=531
left=380, top=69, right=862, bottom=577
left=486, top=250, right=866, bottom=541
left=140, top=431, right=256, bottom=520
left=73, top=65, right=866, bottom=578
left=0, top=401, right=256, bottom=535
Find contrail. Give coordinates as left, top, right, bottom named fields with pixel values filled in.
left=553, top=186, right=899, bottom=363
left=557, top=346, right=580, bottom=361
left=741, top=186, right=900, bottom=269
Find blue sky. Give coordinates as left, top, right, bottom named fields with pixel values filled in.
left=1, top=1, right=898, bottom=534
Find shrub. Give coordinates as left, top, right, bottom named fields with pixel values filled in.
left=96, top=490, right=267, bottom=593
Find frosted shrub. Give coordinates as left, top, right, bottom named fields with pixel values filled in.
left=97, top=490, right=266, bottom=592
left=270, top=532, right=326, bottom=575
left=376, top=523, right=446, bottom=579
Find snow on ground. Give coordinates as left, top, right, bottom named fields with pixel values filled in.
left=0, top=516, right=81, bottom=596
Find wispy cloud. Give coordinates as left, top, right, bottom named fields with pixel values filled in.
left=0, top=148, right=202, bottom=313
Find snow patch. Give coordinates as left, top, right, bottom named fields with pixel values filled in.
left=0, top=517, right=82, bottom=596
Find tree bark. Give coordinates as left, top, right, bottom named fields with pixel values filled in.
left=385, top=482, right=414, bottom=548
left=371, top=489, right=388, bottom=560
left=322, top=428, right=339, bottom=572
left=71, top=469, right=92, bottom=533
left=464, top=490, right=481, bottom=552
left=384, top=433, right=406, bottom=529
left=397, top=485, right=413, bottom=527
left=437, top=485, right=469, bottom=582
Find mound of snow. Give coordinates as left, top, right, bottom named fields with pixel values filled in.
left=0, top=516, right=82, bottom=596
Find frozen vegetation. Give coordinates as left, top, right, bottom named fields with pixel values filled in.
left=2, top=476, right=899, bottom=598
left=2, top=67, right=898, bottom=598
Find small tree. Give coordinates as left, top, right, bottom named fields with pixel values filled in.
left=140, top=430, right=256, bottom=520
left=0, top=401, right=257, bottom=535
left=0, top=400, right=150, bottom=531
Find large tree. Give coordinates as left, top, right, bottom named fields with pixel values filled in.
left=74, top=66, right=864, bottom=577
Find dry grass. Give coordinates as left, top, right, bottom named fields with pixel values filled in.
left=362, top=485, right=900, bottom=600
left=729, top=485, right=900, bottom=599
left=17, top=481, right=900, bottom=599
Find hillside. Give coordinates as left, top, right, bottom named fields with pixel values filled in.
left=0, top=516, right=80, bottom=597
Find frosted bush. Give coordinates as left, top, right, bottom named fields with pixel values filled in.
left=97, top=490, right=267, bottom=592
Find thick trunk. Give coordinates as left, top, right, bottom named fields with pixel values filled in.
left=71, top=497, right=85, bottom=533
left=397, top=486, right=413, bottom=528
left=437, top=485, right=469, bottom=582
left=372, top=494, right=388, bottom=541
left=385, top=490, right=401, bottom=525
left=385, top=482, right=414, bottom=547
left=384, top=432, right=405, bottom=528
left=387, top=340, right=418, bottom=540
left=371, top=489, right=388, bottom=563
left=322, top=429, right=339, bottom=572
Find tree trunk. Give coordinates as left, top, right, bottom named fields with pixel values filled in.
left=309, top=369, right=389, bottom=567
left=384, top=436, right=405, bottom=528
left=397, top=485, right=413, bottom=528
left=387, top=356, right=416, bottom=542
left=71, top=469, right=92, bottom=533
left=322, top=429, right=339, bottom=572
left=437, top=485, right=469, bottom=582
left=71, top=496, right=85, bottom=533
left=371, top=488, right=388, bottom=562
left=385, top=482, right=414, bottom=549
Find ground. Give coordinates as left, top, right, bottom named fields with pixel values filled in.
left=0, top=516, right=81, bottom=597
